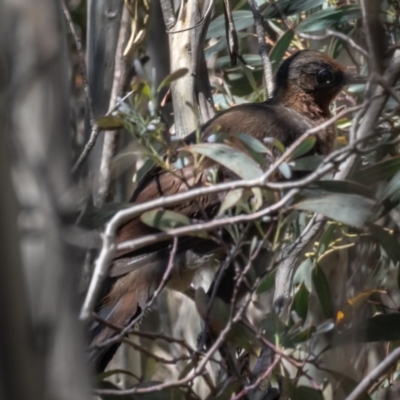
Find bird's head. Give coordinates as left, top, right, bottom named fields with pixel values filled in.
left=272, top=50, right=363, bottom=118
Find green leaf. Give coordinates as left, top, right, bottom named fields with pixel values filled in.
left=289, top=386, right=324, bottom=400
left=207, top=11, right=254, bottom=39
left=293, top=194, right=374, bottom=228
left=290, top=137, right=316, bottom=160
left=306, top=180, right=375, bottom=199
left=264, top=0, right=326, bottom=19
left=368, top=223, right=400, bottom=263
left=269, top=29, right=295, bottom=72
left=312, top=264, right=334, bottom=319
left=264, top=137, right=286, bottom=154
left=185, top=143, right=263, bottom=179
left=140, top=210, right=209, bottom=237
left=218, top=189, right=244, bottom=215
left=291, top=282, right=309, bottom=321
left=279, top=162, right=292, bottom=179
left=157, top=68, right=188, bottom=93
left=317, top=223, right=336, bottom=255
left=290, top=154, right=324, bottom=171
left=257, top=269, right=277, bottom=294
left=297, top=6, right=361, bottom=32
left=376, top=170, right=400, bottom=218
left=351, top=156, right=400, bottom=184
left=97, top=115, right=124, bottom=130
left=334, top=314, right=400, bottom=346
left=237, top=133, right=271, bottom=154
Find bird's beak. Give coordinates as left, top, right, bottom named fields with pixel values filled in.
left=343, top=73, right=367, bottom=85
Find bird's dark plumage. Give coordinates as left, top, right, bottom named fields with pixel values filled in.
left=88, top=50, right=356, bottom=372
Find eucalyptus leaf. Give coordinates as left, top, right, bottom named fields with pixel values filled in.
left=376, top=169, right=400, bottom=218
left=185, top=142, right=263, bottom=179
left=291, top=282, right=309, bottom=322
left=368, top=223, right=400, bottom=263
left=157, top=68, right=188, bottom=93
left=297, top=6, right=362, bottom=32
left=270, top=29, right=295, bottom=72
left=97, top=115, right=124, bottom=130
left=351, top=156, right=400, bottom=184
left=312, top=263, right=334, bottom=319
left=293, top=194, right=374, bottom=228
left=307, top=180, right=375, bottom=199
left=264, top=0, right=326, bottom=19
left=218, top=189, right=244, bottom=215
left=290, top=154, right=324, bottom=171
left=237, top=133, right=271, bottom=154
left=290, top=137, right=316, bottom=160
left=279, top=162, right=292, bottom=179
left=139, top=210, right=208, bottom=237
left=334, top=314, right=400, bottom=346
left=207, top=11, right=254, bottom=39
left=257, top=269, right=277, bottom=294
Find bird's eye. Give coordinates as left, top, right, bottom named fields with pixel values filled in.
left=316, top=69, right=334, bottom=86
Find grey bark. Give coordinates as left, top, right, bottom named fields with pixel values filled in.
left=0, top=0, right=91, bottom=399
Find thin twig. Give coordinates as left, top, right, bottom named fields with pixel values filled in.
left=247, top=0, right=274, bottom=97
left=345, top=347, right=400, bottom=400
left=61, top=0, right=98, bottom=175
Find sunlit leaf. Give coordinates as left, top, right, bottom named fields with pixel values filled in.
left=218, top=189, right=244, bottom=215
left=157, top=68, right=188, bottom=93
left=279, top=162, right=292, bottom=179
left=185, top=143, right=263, bottom=179
left=264, top=137, right=286, bottom=154
left=237, top=133, right=271, bottom=154
left=97, top=115, right=124, bottom=130
left=293, top=194, right=374, bottom=228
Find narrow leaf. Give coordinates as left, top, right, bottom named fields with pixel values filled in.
left=269, top=29, right=295, bottom=72
left=157, top=68, right=188, bottom=93
left=290, top=137, right=316, bottom=160
left=291, top=283, right=309, bottom=322
left=185, top=143, right=263, bottom=179
left=293, top=194, right=374, bottom=228
left=97, top=116, right=124, bottom=130
left=369, top=223, right=400, bottom=263
left=351, top=155, right=400, bottom=184
left=312, top=264, right=334, bottom=319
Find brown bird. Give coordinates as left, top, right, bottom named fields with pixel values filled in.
left=88, top=50, right=360, bottom=371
